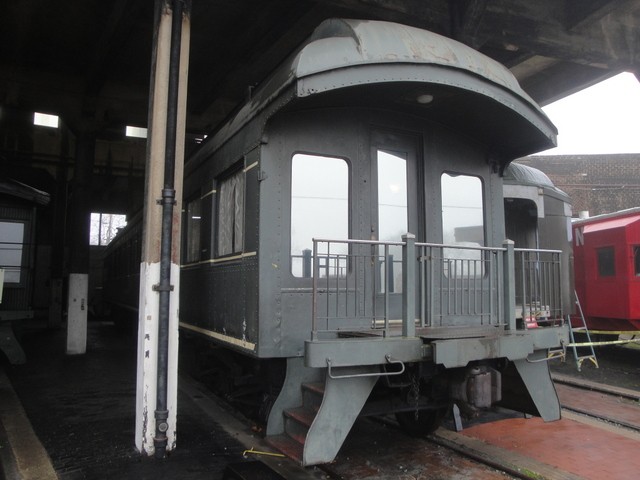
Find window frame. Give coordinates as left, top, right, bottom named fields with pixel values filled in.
left=596, top=246, right=616, bottom=277
left=0, top=220, right=27, bottom=285
left=289, top=152, right=351, bottom=278
left=440, top=171, right=486, bottom=247
left=184, top=195, right=203, bottom=264
left=440, top=171, right=487, bottom=279
left=89, top=212, right=127, bottom=246
left=215, top=165, right=245, bottom=258
left=375, top=148, right=409, bottom=293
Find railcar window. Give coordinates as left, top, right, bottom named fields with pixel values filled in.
left=186, top=198, right=202, bottom=263
left=441, top=173, right=485, bottom=278
left=378, top=150, right=408, bottom=241
left=291, top=154, right=349, bottom=278
left=217, top=169, right=244, bottom=256
left=635, top=246, right=640, bottom=276
left=377, top=149, right=408, bottom=292
left=0, top=221, right=25, bottom=283
left=597, top=246, right=615, bottom=277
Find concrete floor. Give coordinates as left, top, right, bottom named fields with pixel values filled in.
left=0, top=320, right=318, bottom=480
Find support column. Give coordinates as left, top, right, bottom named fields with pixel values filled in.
left=50, top=127, right=70, bottom=329
left=135, top=0, right=190, bottom=456
left=66, top=132, right=95, bottom=355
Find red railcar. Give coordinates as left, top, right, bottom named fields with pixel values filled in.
left=572, top=208, right=640, bottom=330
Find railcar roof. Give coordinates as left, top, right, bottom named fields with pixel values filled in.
left=503, top=162, right=570, bottom=201
left=582, top=215, right=640, bottom=233
left=504, top=163, right=555, bottom=188
left=294, top=19, right=532, bottom=103
left=191, top=18, right=557, bottom=167
left=573, top=208, right=640, bottom=228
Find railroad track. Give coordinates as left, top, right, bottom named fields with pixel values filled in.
left=191, top=373, right=640, bottom=480
left=552, top=373, right=640, bottom=433
left=185, top=375, right=522, bottom=479
left=320, top=417, right=523, bottom=480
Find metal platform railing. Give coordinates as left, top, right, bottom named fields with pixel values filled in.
left=514, top=248, right=563, bottom=327
left=418, top=242, right=504, bottom=329
left=309, top=236, right=563, bottom=340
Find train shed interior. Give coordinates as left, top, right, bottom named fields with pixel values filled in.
left=2, top=1, right=640, bottom=478
left=2, top=0, right=639, bottom=326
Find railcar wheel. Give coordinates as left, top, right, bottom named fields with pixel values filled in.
left=395, top=407, right=446, bottom=436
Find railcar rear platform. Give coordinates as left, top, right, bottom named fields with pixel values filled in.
left=2, top=319, right=640, bottom=479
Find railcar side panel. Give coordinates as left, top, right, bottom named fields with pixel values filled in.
left=103, top=215, right=141, bottom=315
left=180, top=128, right=264, bottom=353
left=539, top=192, right=573, bottom=316
left=257, top=109, right=365, bottom=357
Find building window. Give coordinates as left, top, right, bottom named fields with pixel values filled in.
left=291, top=154, right=349, bottom=277
left=635, top=246, right=640, bottom=276
left=597, top=246, right=615, bottom=277
left=33, top=112, right=59, bottom=128
left=90, top=213, right=127, bottom=246
left=185, top=197, right=202, bottom=263
left=125, top=126, right=148, bottom=138
left=441, top=173, right=485, bottom=278
left=217, top=169, right=244, bottom=256
left=0, top=221, right=25, bottom=283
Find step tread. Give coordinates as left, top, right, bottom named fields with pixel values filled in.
left=266, top=434, right=303, bottom=464
left=302, top=382, right=325, bottom=396
left=286, top=428, right=307, bottom=446
left=284, top=406, right=316, bottom=427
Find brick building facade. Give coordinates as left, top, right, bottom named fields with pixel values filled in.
left=515, top=154, right=640, bottom=217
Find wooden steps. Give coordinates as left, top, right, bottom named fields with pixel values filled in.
left=266, top=382, right=325, bottom=463
left=266, top=434, right=303, bottom=464
left=265, top=360, right=379, bottom=466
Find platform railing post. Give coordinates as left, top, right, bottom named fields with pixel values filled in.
left=402, top=233, right=416, bottom=338
left=302, top=248, right=312, bottom=278
left=503, top=239, right=516, bottom=331
left=517, top=249, right=526, bottom=324
left=311, top=240, right=319, bottom=340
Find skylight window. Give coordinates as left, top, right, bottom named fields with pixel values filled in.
left=126, top=126, right=148, bottom=138
left=33, top=112, right=59, bottom=128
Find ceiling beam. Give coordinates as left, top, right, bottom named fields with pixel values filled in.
left=448, top=0, right=489, bottom=48
left=520, top=62, right=616, bottom=106
left=477, top=14, right=639, bottom=71
left=83, top=0, right=149, bottom=98
left=564, top=0, right=624, bottom=31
